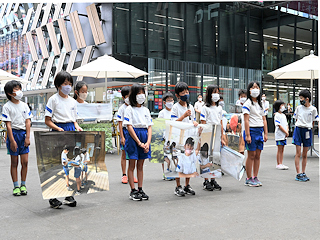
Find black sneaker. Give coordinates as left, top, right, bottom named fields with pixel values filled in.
left=203, top=180, right=214, bottom=191
left=49, top=198, right=62, bottom=209
left=63, top=196, right=77, bottom=207
left=174, top=185, right=185, bottom=197
left=129, top=190, right=142, bottom=201
left=184, top=185, right=195, bottom=195
left=138, top=189, right=149, bottom=200
left=211, top=179, right=222, bottom=190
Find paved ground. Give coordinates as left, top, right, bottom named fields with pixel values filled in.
left=0, top=128, right=318, bottom=240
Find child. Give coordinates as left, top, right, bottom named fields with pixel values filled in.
left=171, top=81, right=198, bottom=197
left=158, top=92, right=175, bottom=180
left=72, top=147, right=82, bottom=195
left=45, top=71, right=83, bottom=208
left=236, top=89, right=247, bottom=107
left=123, top=84, right=153, bottom=201
left=242, top=81, right=268, bottom=187
left=198, top=143, right=213, bottom=191
left=273, top=100, right=289, bottom=170
left=61, top=145, right=73, bottom=191
left=200, top=85, right=225, bottom=191
left=80, top=148, right=90, bottom=185
left=117, top=86, right=138, bottom=184
left=163, top=141, right=172, bottom=176
left=176, top=137, right=199, bottom=183
left=292, top=89, right=319, bottom=182
left=2, top=80, right=31, bottom=196
left=194, top=94, right=205, bottom=123
left=74, top=81, right=88, bottom=104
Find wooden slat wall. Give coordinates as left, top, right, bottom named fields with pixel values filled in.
left=30, top=3, right=43, bottom=31
left=24, top=61, right=34, bottom=82
left=47, top=22, right=60, bottom=56
left=52, top=3, right=62, bottom=21
left=70, top=11, right=86, bottom=49
left=63, top=3, right=72, bottom=17
left=66, top=50, right=78, bottom=73
left=86, top=4, right=106, bottom=45
left=22, top=8, right=33, bottom=35
left=42, top=56, right=55, bottom=87
left=54, top=52, right=67, bottom=77
left=26, top=32, right=38, bottom=61
left=57, top=18, right=72, bottom=52
left=76, top=45, right=94, bottom=81
left=31, top=59, right=44, bottom=88
left=0, top=4, right=7, bottom=22
left=35, top=27, right=49, bottom=58
left=41, top=3, right=52, bottom=27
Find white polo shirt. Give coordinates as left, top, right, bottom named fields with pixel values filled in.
left=294, top=105, right=319, bottom=128
left=242, top=99, right=266, bottom=127
left=200, top=105, right=222, bottom=125
left=198, top=155, right=210, bottom=173
left=274, top=112, right=288, bottom=141
left=176, top=152, right=197, bottom=175
left=171, top=102, right=196, bottom=123
left=194, top=101, right=204, bottom=112
left=117, top=103, right=128, bottom=122
left=61, top=151, right=68, bottom=165
left=2, top=100, right=31, bottom=130
left=45, top=93, right=77, bottom=123
left=123, top=105, right=153, bottom=128
left=158, top=108, right=171, bottom=119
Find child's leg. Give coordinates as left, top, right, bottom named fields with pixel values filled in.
left=253, top=149, right=261, bottom=177
left=301, top=147, right=308, bottom=173
left=162, top=163, right=164, bottom=172
left=10, top=155, right=19, bottom=184
left=127, top=159, right=136, bottom=189
left=76, top=177, right=81, bottom=191
left=185, top=177, right=190, bottom=186
left=66, top=175, right=70, bottom=186
left=20, top=153, right=28, bottom=183
left=245, top=151, right=256, bottom=178
left=164, top=157, right=170, bottom=169
left=121, top=150, right=126, bottom=175
left=136, top=159, right=145, bottom=188
left=85, top=172, right=88, bottom=182
left=276, top=146, right=281, bottom=165
left=295, top=145, right=301, bottom=173
left=175, top=178, right=181, bottom=187
left=278, top=145, right=284, bottom=165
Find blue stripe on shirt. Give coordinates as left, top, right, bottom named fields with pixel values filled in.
left=177, top=164, right=180, bottom=169
left=171, top=115, right=178, bottom=118
left=316, top=115, right=319, bottom=119
left=124, top=117, right=129, bottom=121
left=117, top=115, right=121, bottom=119
left=28, top=111, right=31, bottom=116
left=2, top=113, right=7, bottom=118
left=275, top=120, right=280, bottom=123
left=45, top=106, right=52, bottom=113
left=200, top=113, right=205, bottom=118
left=242, top=106, right=250, bottom=112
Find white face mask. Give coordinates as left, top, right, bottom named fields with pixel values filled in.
left=262, top=97, right=266, bottom=101
left=136, top=94, right=146, bottom=104
left=198, top=98, right=202, bottom=102
left=165, top=101, right=173, bottom=109
left=250, top=89, right=260, bottom=98
left=211, top=93, right=220, bottom=102
left=280, top=106, right=286, bottom=112
left=79, top=92, right=87, bottom=101
left=61, top=85, right=72, bottom=95
left=219, top=101, right=225, bottom=108
left=13, top=90, right=23, bottom=100
left=124, top=97, right=130, bottom=105
left=240, top=97, right=246, bottom=104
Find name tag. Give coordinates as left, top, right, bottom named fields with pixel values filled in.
left=305, top=131, right=310, bottom=139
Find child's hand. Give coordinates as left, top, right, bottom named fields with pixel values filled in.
left=10, top=140, right=18, bottom=152
left=285, top=131, right=289, bottom=137
left=144, top=144, right=150, bottom=153
left=207, top=162, right=213, bottom=168
left=120, top=138, right=126, bottom=146
left=57, top=127, right=64, bottom=131
left=184, top=109, right=192, bottom=118
left=221, top=139, right=226, bottom=146
left=245, top=135, right=251, bottom=144
left=197, top=126, right=203, bottom=135
left=76, top=126, right=83, bottom=131
left=24, top=138, right=30, bottom=147
left=192, top=172, right=199, bottom=177
left=264, top=133, right=268, bottom=142
left=193, top=121, right=198, bottom=127
left=139, top=142, right=145, bottom=149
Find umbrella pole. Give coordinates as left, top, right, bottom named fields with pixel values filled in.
left=105, top=72, right=108, bottom=103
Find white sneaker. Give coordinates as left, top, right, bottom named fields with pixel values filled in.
left=276, top=164, right=283, bottom=169
left=280, top=164, right=289, bottom=170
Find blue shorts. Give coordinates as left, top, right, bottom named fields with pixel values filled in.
left=243, top=127, right=264, bottom=151
left=124, top=128, right=151, bottom=160
left=74, top=167, right=81, bottom=178
left=82, top=165, right=88, bottom=172
left=52, top=122, right=75, bottom=131
left=63, top=166, right=69, bottom=176
left=276, top=139, right=287, bottom=146
left=120, top=128, right=128, bottom=151
left=6, top=129, right=29, bottom=156
left=292, top=126, right=312, bottom=147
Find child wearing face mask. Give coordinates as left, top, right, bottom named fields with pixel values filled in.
left=194, top=94, right=204, bottom=123
left=171, top=82, right=198, bottom=197
left=236, top=89, right=247, bottom=107
left=2, top=80, right=31, bottom=197
left=200, top=85, right=225, bottom=191
left=74, top=81, right=88, bottom=104
left=242, top=81, right=268, bottom=187
left=273, top=100, right=289, bottom=170
left=117, top=86, right=138, bottom=184
left=158, top=92, right=175, bottom=180
left=123, top=84, right=153, bottom=201
left=45, top=71, right=83, bottom=208
left=292, top=89, right=319, bottom=182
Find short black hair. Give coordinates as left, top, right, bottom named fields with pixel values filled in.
left=74, top=81, right=88, bottom=100
left=121, top=86, right=131, bottom=98
left=63, top=145, right=71, bottom=151
left=238, top=89, right=247, bottom=97
left=247, top=81, right=262, bottom=109
left=174, top=82, right=189, bottom=95
left=54, top=71, right=73, bottom=90
left=299, top=89, right=311, bottom=101
left=162, top=92, right=174, bottom=102
left=4, top=80, right=22, bottom=100
left=129, top=83, right=145, bottom=107
left=185, top=137, right=194, bottom=147
left=220, top=94, right=223, bottom=100
left=273, top=100, right=285, bottom=112
left=205, top=85, right=219, bottom=107
left=200, top=143, right=208, bottom=152
left=81, top=148, right=87, bottom=154
left=198, top=94, right=202, bottom=97
left=74, top=146, right=81, bottom=156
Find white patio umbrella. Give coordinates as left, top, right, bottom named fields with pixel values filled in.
left=0, top=69, right=28, bottom=83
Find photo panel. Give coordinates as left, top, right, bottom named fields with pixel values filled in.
left=150, top=118, right=167, bottom=163
left=34, top=131, right=108, bottom=199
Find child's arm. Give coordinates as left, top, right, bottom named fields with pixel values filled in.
left=45, top=116, right=64, bottom=131
left=127, top=125, right=145, bottom=149
left=5, top=122, right=17, bottom=152
left=221, top=120, right=226, bottom=146
left=24, top=118, right=31, bottom=147
left=74, top=121, right=83, bottom=131
left=143, top=125, right=152, bottom=153
left=243, top=114, right=251, bottom=144
left=176, top=110, right=191, bottom=122
left=119, top=121, right=125, bottom=146
left=263, top=115, right=268, bottom=142
left=178, top=172, right=199, bottom=178
left=278, top=125, right=289, bottom=137
left=200, top=163, right=213, bottom=169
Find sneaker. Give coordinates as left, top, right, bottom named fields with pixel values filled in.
left=281, top=164, right=289, bottom=170
left=203, top=180, right=214, bottom=191
left=13, top=186, right=21, bottom=196
left=166, top=177, right=175, bottom=181
left=129, top=190, right=142, bottom=201
left=67, top=186, right=73, bottom=191
left=295, top=173, right=307, bottom=182
left=174, top=186, right=185, bottom=197
left=276, top=164, right=288, bottom=170
left=49, top=198, right=62, bottom=209
left=63, top=196, right=77, bottom=207
left=75, top=190, right=81, bottom=195
left=244, top=177, right=259, bottom=187
left=138, top=189, right=149, bottom=200
left=253, top=177, right=262, bottom=186
left=20, top=185, right=27, bottom=195
left=302, top=173, right=310, bottom=181
left=122, top=175, right=128, bottom=184
left=162, top=173, right=166, bottom=180
left=134, top=177, right=138, bottom=183
left=184, top=185, right=195, bottom=195
left=211, top=179, right=222, bottom=190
